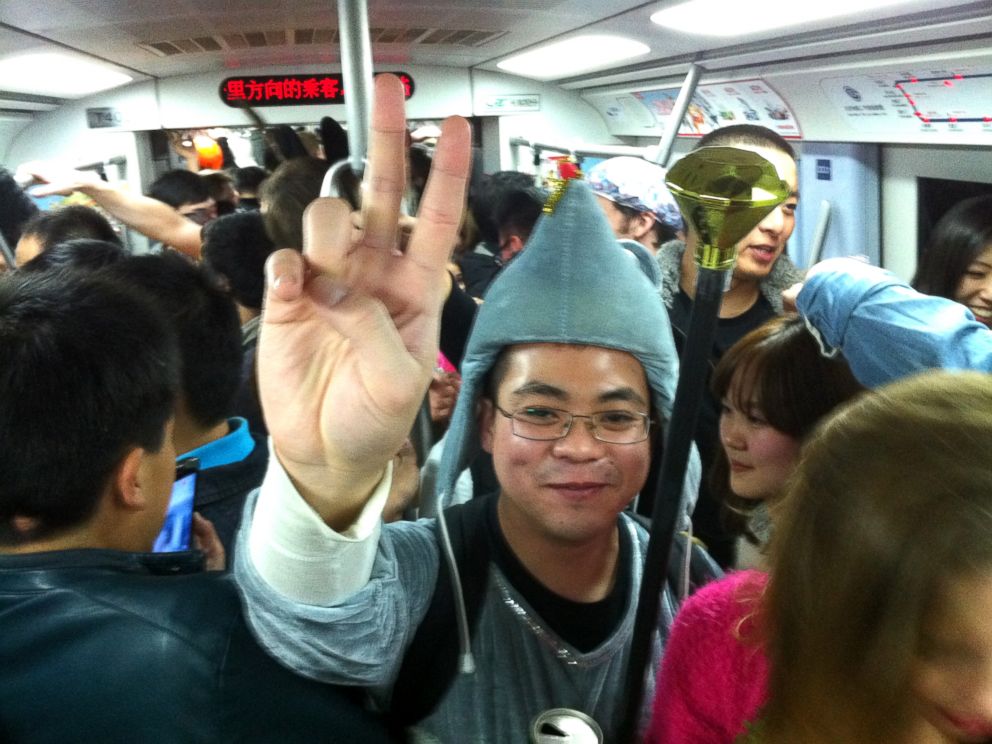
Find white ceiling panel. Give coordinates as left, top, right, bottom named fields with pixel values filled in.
left=0, top=0, right=988, bottom=86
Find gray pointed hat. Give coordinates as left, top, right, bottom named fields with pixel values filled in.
left=435, top=178, right=697, bottom=510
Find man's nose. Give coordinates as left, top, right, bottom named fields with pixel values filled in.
left=757, top=204, right=786, bottom=234
left=553, top=415, right=604, bottom=456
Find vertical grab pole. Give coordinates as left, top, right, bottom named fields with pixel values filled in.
left=0, top=232, right=16, bottom=268
left=652, top=63, right=703, bottom=169
left=807, top=199, right=832, bottom=266
left=339, top=0, right=374, bottom=177
left=616, top=148, right=789, bottom=742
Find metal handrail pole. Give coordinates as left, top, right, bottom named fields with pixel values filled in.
left=653, top=63, right=703, bottom=168
left=338, top=0, right=374, bottom=177
left=807, top=199, right=832, bottom=266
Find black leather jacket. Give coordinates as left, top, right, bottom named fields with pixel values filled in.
left=0, top=549, right=398, bottom=743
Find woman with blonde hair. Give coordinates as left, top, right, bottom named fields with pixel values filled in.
left=756, top=370, right=992, bottom=743
left=649, top=371, right=992, bottom=743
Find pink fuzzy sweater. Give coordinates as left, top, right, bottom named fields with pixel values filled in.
left=645, top=570, right=769, bottom=744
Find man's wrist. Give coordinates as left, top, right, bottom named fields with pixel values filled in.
left=77, top=176, right=113, bottom=198
left=274, top=447, right=389, bottom=532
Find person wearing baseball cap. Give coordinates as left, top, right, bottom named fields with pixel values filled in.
left=587, top=156, right=684, bottom=255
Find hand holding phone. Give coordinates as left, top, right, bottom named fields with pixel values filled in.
left=153, top=458, right=199, bottom=553
left=190, top=513, right=226, bottom=571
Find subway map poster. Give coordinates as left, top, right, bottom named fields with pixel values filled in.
left=821, top=66, right=992, bottom=136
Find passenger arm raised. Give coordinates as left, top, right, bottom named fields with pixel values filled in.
left=256, top=73, right=470, bottom=533
left=792, top=257, right=992, bottom=387
left=18, top=163, right=203, bottom=259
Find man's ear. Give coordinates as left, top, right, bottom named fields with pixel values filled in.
left=478, top=398, right=496, bottom=454
left=111, top=447, right=148, bottom=510
left=631, top=211, right=656, bottom=244
left=500, top=235, right=524, bottom=262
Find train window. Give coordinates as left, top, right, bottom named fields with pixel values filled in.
left=917, top=177, right=992, bottom=260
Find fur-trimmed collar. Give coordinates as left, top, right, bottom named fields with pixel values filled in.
left=655, top=240, right=805, bottom=314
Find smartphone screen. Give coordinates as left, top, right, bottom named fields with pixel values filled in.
left=153, top=458, right=199, bottom=553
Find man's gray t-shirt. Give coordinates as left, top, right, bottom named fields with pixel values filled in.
left=235, top=489, right=676, bottom=742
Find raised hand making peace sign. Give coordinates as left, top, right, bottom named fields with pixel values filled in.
left=258, top=74, right=470, bottom=530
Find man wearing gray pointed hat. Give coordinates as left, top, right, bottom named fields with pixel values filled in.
left=235, top=75, right=711, bottom=743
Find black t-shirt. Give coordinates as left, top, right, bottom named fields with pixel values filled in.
left=670, top=286, right=777, bottom=462
left=670, top=285, right=776, bottom=361
left=487, top=496, right=631, bottom=653
left=659, top=288, right=777, bottom=566
left=439, top=279, right=478, bottom=371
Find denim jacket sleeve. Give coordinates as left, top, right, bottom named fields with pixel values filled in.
left=797, top=260, right=992, bottom=388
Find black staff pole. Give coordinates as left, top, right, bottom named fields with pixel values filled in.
left=617, top=147, right=789, bottom=742
left=0, top=232, right=15, bottom=269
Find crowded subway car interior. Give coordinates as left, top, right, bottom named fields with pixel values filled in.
left=1, top=1, right=992, bottom=743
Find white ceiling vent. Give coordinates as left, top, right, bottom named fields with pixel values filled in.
left=137, top=27, right=504, bottom=57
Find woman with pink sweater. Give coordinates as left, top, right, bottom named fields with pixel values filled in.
left=654, top=372, right=992, bottom=743
left=646, top=316, right=861, bottom=743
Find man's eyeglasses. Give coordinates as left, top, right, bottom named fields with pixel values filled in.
left=494, top=404, right=651, bottom=445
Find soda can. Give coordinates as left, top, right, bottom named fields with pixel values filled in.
left=530, top=708, right=604, bottom=744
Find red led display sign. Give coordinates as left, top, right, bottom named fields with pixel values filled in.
left=219, top=72, right=414, bottom=107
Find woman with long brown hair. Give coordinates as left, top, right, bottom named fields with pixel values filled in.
left=912, top=195, right=992, bottom=329
left=710, top=314, right=864, bottom=557
left=646, top=315, right=862, bottom=743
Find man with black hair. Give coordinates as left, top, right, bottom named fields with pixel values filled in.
left=201, top=210, right=278, bottom=434
left=493, top=186, right=546, bottom=265
left=651, top=124, right=804, bottom=567
left=18, top=238, right=127, bottom=274
left=587, top=156, right=684, bottom=256
left=459, top=170, right=535, bottom=298
left=105, top=253, right=265, bottom=552
left=200, top=171, right=240, bottom=216
left=148, top=169, right=218, bottom=226
left=0, top=272, right=178, bottom=547
left=233, top=166, right=268, bottom=211
left=15, top=204, right=120, bottom=266
left=202, top=211, right=276, bottom=331
left=0, top=269, right=396, bottom=743
left=237, top=76, right=713, bottom=743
